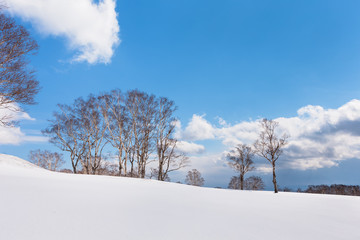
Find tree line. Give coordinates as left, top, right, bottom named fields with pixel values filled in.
left=41, top=89, right=188, bottom=181
left=303, top=184, right=360, bottom=196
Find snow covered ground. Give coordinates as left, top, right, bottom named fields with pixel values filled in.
left=0, top=154, right=359, bottom=240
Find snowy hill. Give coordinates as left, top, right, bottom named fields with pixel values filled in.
left=0, top=154, right=48, bottom=175
left=0, top=154, right=359, bottom=240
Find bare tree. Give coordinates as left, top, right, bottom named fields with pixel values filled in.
left=43, top=95, right=108, bottom=175
left=185, top=169, right=205, bottom=186
left=228, top=176, right=241, bottom=189
left=156, top=139, right=189, bottom=181
left=29, top=149, right=64, bottom=171
left=253, top=119, right=288, bottom=193
left=43, top=104, right=86, bottom=173
left=244, top=176, right=265, bottom=190
left=125, top=90, right=157, bottom=178
left=0, top=9, right=39, bottom=126
left=100, top=90, right=128, bottom=176
left=227, top=144, right=255, bottom=190
left=149, top=168, right=170, bottom=182
left=155, top=97, right=189, bottom=181
left=72, top=95, right=108, bottom=174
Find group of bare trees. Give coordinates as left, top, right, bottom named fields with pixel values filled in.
left=43, top=89, right=188, bottom=180
left=227, top=119, right=288, bottom=193
left=29, top=149, right=64, bottom=171
left=228, top=176, right=265, bottom=190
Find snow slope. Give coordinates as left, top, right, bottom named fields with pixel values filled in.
left=0, top=154, right=359, bottom=240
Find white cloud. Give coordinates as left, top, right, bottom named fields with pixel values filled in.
left=176, top=99, right=360, bottom=171
left=180, top=114, right=215, bottom=141
left=176, top=141, right=205, bottom=154
left=5, top=0, right=120, bottom=64
left=216, top=116, right=228, bottom=127
left=178, top=152, right=229, bottom=175
left=0, top=104, right=47, bottom=144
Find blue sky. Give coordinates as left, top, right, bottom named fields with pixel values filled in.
left=1, top=0, right=360, bottom=189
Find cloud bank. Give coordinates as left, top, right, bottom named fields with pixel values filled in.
left=176, top=99, right=360, bottom=172
left=0, top=104, right=47, bottom=144
left=5, top=0, right=120, bottom=64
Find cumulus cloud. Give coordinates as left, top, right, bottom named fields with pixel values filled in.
left=176, top=141, right=205, bottom=154
left=177, top=114, right=259, bottom=146
left=5, top=0, right=120, bottom=64
left=0, top=104, right=47, bottom=144
left=177, top=99, right=360, bottom=171
left=179, top=114, right=215, bottom=141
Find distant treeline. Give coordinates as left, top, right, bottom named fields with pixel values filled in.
left=303, top=184, right=360, bottom=196
left=280, top=184, right=360, bottom=196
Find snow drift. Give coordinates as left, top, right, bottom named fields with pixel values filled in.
left=0, top=154, right=359, bottom=240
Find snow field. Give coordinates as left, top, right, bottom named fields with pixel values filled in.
left=0, top=154, right=359, bottom=240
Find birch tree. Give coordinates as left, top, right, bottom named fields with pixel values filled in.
left=254, top=119, right=288, bottom=193
left=155, top=97, right=188, bottom=180
left=227, top=144, right=255, bottom=190
left=42, top=104, right=86, bottom=173
left=74, top=95, right=108, bottom=174
left=100, top=90, right=129, bottom=176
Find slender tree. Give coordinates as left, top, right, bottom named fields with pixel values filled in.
left=42, top=104, right=86, bottom=173
left=100, top=90, right=128, bottom=176
left=227, top=144, right=255, bottom=190
left=72, top=95, right=108, bottom=174
left=253, top=119, right=288, bottom=193
left=155, top=97, right=188, bottom=181
left=126, top=90, right=158, bottom=178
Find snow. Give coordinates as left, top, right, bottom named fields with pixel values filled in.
left=0, top=154, right=359, bottom=240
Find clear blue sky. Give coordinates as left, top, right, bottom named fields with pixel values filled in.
left=1, top=0, right=360, bottom=189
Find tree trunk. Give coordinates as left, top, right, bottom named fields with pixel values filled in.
left=118, top=154, right=123, bottom=176
left=240, top=174, right=244, bottom=190
left=130, top=162, right=134, bottom=177
left=71, top=160, right=77, bottom=174
left=71, top=154, right=77, bottom=174
left=158, top=163, right=163, bottom=181
left=272, top=162, right=278, bottom=193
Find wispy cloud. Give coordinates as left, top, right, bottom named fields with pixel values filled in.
left=0, top=103, right=47, bottom=145
left=5, top=0, right=120, bottom=64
